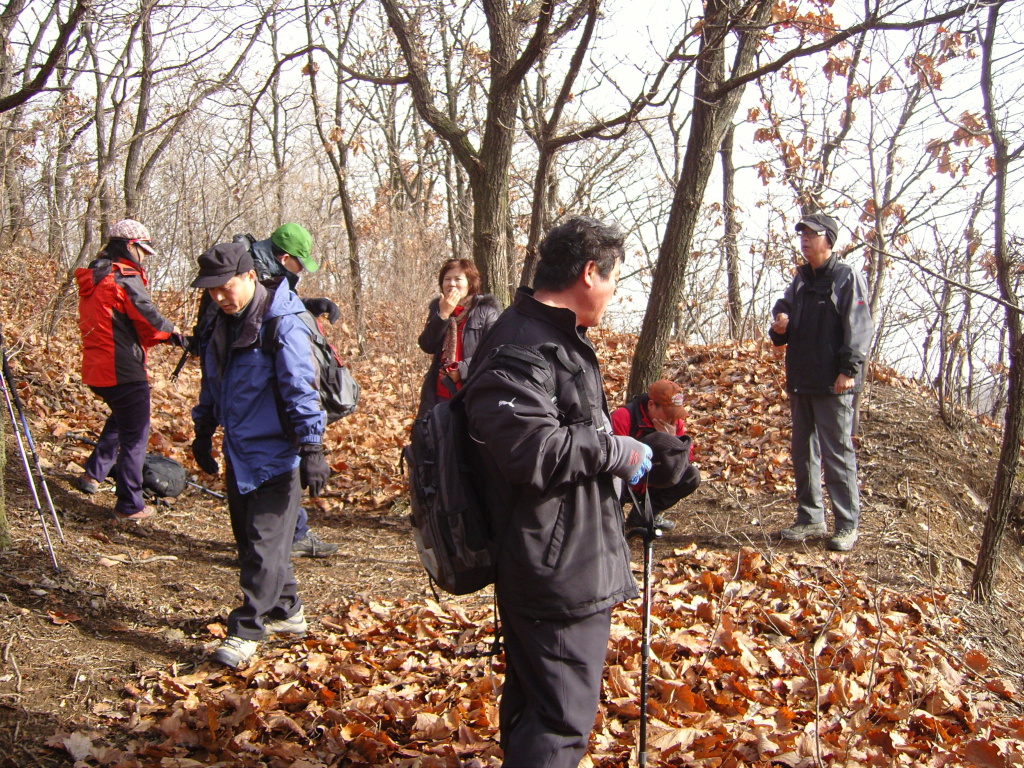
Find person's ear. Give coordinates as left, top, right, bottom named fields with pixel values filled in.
left=582, top=260, right=599, bottom=287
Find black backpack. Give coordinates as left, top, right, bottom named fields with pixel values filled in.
left=262, top=312, right=359, bottom=424
left=142, top=453, right=188, bottom=498
left=403, top=343, right=593, bottom=596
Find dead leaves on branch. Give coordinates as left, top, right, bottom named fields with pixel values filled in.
left=51, top=545, right=1021, bottom=767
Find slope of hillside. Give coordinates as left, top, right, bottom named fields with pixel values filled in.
left=0, top=249, right=1021, bottom=766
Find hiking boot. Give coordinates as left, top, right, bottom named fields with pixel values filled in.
left=263, top=606, right=307, bottom=638
left=77, top=473, right=100, bottom=494
left=779, top=522, right=827, bottom=541
left=653, top=513, right=676, bottom=532
left=112, top=505, right=156, bottom=521
left=291, top=530, right=338, bottom=559
left=827, top=528, right=859, bottom=552
left=212, top=636, right=258, bottom=668
left=625, top=509, right=675, bottom=532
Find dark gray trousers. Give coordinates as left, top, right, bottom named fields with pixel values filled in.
left=226, top=463, right=302, bottom=640
left=497, top=602, right=612, bottom=768
left=790, top=392, right=860, bottom=531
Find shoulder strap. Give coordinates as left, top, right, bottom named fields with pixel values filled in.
left=537, top=342, right=593, bottom=426
left=453, top=342, right=594, bottom=427
left=260, top=313, right=281, bottom=355
left=624, top=397, right=643, bottom=436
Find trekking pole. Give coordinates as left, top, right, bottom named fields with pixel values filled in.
left=627, top=486, right=661, bottom=768
left=187, top=479, right=225, bottom=500
left=170, top=349, right=190, bottom=382
left=0, top=347, right=59, bottom=571
left=0, top=348, right=65, bottom=542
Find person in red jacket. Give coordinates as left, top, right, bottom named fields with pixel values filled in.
left=611, top=379, right=701, bottom=531
left=75, top=219, right=180, bottom=520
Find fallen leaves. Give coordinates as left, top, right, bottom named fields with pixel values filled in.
left=46, top=609, right=82, bottom=624
left=42, top=545, right=1015, bottom=767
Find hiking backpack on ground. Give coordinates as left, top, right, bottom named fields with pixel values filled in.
left=403, top=343, right=593, bottom=595
left=142, top=453, right=188, bottom=497
left=262, top=312, right=360, bottom=424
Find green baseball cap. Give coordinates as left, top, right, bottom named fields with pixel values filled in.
left=271, top=223, right=317, bottom=273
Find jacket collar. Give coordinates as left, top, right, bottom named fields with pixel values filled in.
left=512, top=287, right=591, bottom=341
left=799, top=253, right=837, bottom=282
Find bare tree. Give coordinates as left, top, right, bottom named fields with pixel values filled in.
left=970, top=0, right=1024, bottom=603
left=627, top=0, right=979, bottom=397
left=380, top=0, right=591, bottom=305
left=0, top=0, right=87, bottom=115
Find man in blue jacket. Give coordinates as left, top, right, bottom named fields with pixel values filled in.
left=769, top=213, right=873, bottom=552
left=191, top=223, right=339, bottom=558
left=190, top=242, right=329, bottom=668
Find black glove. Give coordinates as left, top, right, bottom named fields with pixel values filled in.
left=168, top=332, right=188, bottom=349
left=191, top=433, right=219, bottom=475
left=302, top=297, right=341, bottom=324
left=299, top=443, right=329, bottom=497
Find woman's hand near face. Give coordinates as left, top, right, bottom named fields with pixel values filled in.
left=438, top=287, right=461, bottom=320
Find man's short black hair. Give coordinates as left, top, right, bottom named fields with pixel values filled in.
left=534, top=216, right=625, bottom=292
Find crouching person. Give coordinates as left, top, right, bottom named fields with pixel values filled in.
left=189, top=243, right=329, bottom=668
left=611, top=379, right=701, bottom=531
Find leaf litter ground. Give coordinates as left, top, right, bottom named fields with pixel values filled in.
left=0, top=266, right=1022, bottom=766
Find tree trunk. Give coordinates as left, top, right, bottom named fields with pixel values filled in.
left=380, top=0, right=560, bottom=307
left=304, top=7, right=365, bottom=352
left=721, top=123, right=741, bottom=339
left=628, top=0, right=773, bottom=397
left=520, top=149, right=556, bottom=288
left=970, top=0, right=1023, bottom=603
left=123, top=0, right=154, bottom=218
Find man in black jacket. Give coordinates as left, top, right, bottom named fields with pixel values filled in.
left=463, top=216, right=652, bottom=768
left=769, top=212, right=873, bottom=552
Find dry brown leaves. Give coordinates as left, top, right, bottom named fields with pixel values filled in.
left=46, top=546, right=1022, bottom=767
left=592, top=333, right=949, bottom=496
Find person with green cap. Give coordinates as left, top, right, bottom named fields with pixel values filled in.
left=187, top=224, right=342, bottom=558
left=240, top=224, right=339, bottom=322
left=233, top=224, right=341, bottom=558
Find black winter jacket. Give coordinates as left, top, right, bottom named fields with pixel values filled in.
left=462, top=289, right=641, bottom=620
left=416, top=293, right=501, bottom=418
left=769, top=255, right=874, bottom=395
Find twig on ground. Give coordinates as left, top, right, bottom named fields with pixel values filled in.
left=99, top=554, right=179, bottom=565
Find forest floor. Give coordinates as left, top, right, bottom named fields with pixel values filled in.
left=0, top=258, right=1022, bottom=766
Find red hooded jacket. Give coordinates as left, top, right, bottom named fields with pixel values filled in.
left=76, top=257, right=173, bottom=387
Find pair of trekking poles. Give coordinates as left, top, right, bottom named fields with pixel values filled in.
left=0, top=325, right=64, bottom=572
left=626, top=484, right=662, bottom=768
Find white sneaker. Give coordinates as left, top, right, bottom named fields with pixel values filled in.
left=212, top=636, right=258, bottom=668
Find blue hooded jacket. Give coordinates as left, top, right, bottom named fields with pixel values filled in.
left=192, top=280, right=325, bottom=494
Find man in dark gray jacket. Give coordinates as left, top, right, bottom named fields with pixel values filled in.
left=769, top=212, right=874, bottom=552
left=463, top=216, right=652, bottom=768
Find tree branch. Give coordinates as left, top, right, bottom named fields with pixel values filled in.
left=705, top=0, right=984, bottom=102
left=0, top=0, right=89, bottom=115
left=379, top=0, right=480, bottom=173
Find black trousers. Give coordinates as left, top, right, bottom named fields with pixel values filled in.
left=648, top=463, right=701, bottom=514
left=85, top=381, right=151, bottom=516
left=498, top=601, right=612, bottom=768
left=225, top=463, right=302, bottom=640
